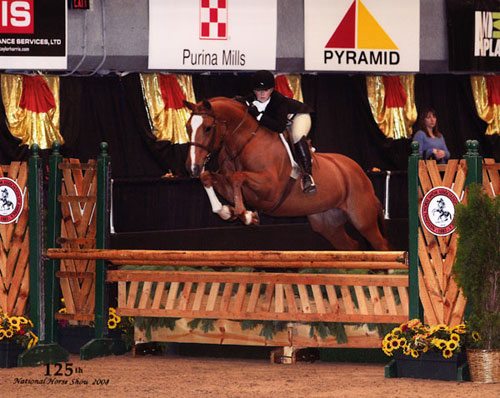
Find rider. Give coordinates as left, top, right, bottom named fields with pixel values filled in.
left=238, top=70, right=316, bottom=194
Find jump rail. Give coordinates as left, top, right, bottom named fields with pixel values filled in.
left=46, top=249, right=408, bottom=269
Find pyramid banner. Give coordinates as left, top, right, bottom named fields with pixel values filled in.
left=305, top=0, right=419, bottom=72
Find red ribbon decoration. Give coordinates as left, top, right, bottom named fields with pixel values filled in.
left=19, top=75, right=56, bottom=113
left=486, top=75, right=500, bottom=106
left=274, top=75, right=294, bottom=99
left=158, top=74, right=186, bottom=109
left=383, top=76, right=407, bottom=108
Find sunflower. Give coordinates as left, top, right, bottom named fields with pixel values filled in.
left=449, top=333, right=460, bottom=342
left=391, top=327, right=402, bottom=336
left=0, top=330, right=5, bottom=339
left=432, top=338, right=447, bottom=349
left=384, top=334, right=394, bottom=342
left=410, top=349, right=419, bottom=358
left=452, top=324, right=466, bottom=334
left=471, top=331, right=480, bottom=342
left=447, top=340, right=458, bottom=351
left=390, top=339, right=401, bottom=350
left=108, top=319, right=117, bottom=329
left=407, top=319, right=422, bottom=329
left=442, top=348, right=453, bottom=359
left=4, top=329, right=14, bottom=338
left=8, top=316, right=20, bottom=328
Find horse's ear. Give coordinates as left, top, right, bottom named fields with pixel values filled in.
left=183, top=100, right=196, bottom=111
left=202, top=100, right=212, bottom=111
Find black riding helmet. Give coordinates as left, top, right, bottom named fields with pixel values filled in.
left=252, top=70, right=275, bottom=90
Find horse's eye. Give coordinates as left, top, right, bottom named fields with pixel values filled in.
left=204, top=126, right=212, bottom=133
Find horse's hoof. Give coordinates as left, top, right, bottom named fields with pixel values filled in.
left=241, top=211, right=259, bottom=225
left=251, top=212, right=260, bottom=225
left=218, top=205, right=233, bottom=220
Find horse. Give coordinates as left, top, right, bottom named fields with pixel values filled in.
left=184, top=97, right=389, bottom=251
left=0, top=188, right=14, bottom=211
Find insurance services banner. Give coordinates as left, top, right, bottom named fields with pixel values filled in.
left=149, top=0, right=277, bottom=70
left=0, top=0, right=67, bottom=69
left=304, top=0, right=419, bottom=72
left=447, top=0, right=500, bottom=72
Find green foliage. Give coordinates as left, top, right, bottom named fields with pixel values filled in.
left=187, top=318, right=216, bottom=333
left=453, top=184, right=500, bottom=350
left=134, top=317, right=179, bottom=341
left=308, top=323, right=348, bottom=344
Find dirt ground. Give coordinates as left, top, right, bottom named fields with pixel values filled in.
left=0, top=353, right=497, bottom=398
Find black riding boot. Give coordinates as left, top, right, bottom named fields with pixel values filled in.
left=294, top=137, right=317, bottom=194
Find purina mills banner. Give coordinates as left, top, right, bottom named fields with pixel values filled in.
left=148, top=0, right=277, bottom=70
left=305, top=0, right=419, bottom=72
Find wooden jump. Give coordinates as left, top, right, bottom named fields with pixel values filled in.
left=46, top=248, right=410, bottom=327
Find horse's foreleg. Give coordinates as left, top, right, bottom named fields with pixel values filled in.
left=200, top=172, right=235, bottom=221
left=229, top=172, right=259, bottom=225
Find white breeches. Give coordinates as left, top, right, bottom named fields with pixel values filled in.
left=289, top=113, right=312, bottom=143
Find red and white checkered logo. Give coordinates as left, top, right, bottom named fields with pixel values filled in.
left=200, top=0, right=227, bottom=40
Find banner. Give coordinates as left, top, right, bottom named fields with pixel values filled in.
left=148, top=0, right=277, bottom=70
left=447, top=0, right=500, bottom=72
left=304, top=0, right=419, bottom=72
left=0, top=0, right=67, bottom=69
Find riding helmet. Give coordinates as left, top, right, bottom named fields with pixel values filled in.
left=252, top=70, right=275, bottom=90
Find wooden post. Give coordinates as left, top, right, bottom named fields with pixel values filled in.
left=44, top=142, right=62, bottom=344
left=408, top=141, right=423, bottom=320
left=465, top=140, right=482, bottom=186
left=28, top=145, right=43, bottom=337
left=94, top=142, right=110, bottom=339
left=19, top=143, right=69, bottom=367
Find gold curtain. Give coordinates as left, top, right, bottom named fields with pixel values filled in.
left=470, top=75, right=500, bottom=136
left=275, top=74, right=303, bottom=102
left=366, top=75, right=416, bottom=139
left=1, top=74, right=63, bottom=149
left=140, top=73, right=196, bottom=144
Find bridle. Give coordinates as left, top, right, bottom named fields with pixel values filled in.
left=188, top=107, right=257, bottom=163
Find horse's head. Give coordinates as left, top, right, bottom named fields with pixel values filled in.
left=184, top=99, right=224, bottom=178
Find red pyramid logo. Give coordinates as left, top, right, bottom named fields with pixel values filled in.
left=325, top=0, right=397, bottom=50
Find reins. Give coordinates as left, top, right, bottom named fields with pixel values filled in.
left=189, top=106, right=259, bottom=162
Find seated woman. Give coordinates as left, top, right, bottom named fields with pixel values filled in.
left=413, top=108, right=450, bottom=163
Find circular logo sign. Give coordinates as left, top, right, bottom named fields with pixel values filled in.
left=0, top=177, right=24, bottom=224
left=420, top=187, right=460, bottom=236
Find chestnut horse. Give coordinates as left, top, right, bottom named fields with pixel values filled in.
left=184, top=97, right=389, bottom=251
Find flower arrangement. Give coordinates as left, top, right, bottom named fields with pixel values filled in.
left=382, top=319, right=479, bottom=359
left=108, top=307, right=134, bottom=350
left=0, top=309, right=38, bottom=349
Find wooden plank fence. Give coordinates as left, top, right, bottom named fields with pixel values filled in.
left=0, top=162, right=30, bottom=316
left=47, top=249, right=409, bottom=326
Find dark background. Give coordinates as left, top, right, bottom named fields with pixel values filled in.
left=0, top=73, right=497, bottom=250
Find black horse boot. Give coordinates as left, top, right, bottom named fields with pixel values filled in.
left=294, top=137, right=317, bottom=194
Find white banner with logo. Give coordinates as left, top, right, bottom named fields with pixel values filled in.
left=304, top=0, right=419, bottom=72
left=149, top=0, right=277, bottom=70
left=0, top=0, right=67, bottom=69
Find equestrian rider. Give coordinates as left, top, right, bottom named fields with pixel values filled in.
left=239, top=70, right=316, bottom=194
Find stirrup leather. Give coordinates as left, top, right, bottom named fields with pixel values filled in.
left=301, top=173, right=317, bottom=194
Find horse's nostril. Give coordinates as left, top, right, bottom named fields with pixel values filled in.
left=191, top=164, right=201, bottom=178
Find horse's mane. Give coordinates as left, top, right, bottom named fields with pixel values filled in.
left=205, top=96, right=275, bottom=139
left=208, top=96, right=246, bottom=112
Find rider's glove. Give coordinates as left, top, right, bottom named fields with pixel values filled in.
left=248, top=105, right=261, bottom=118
